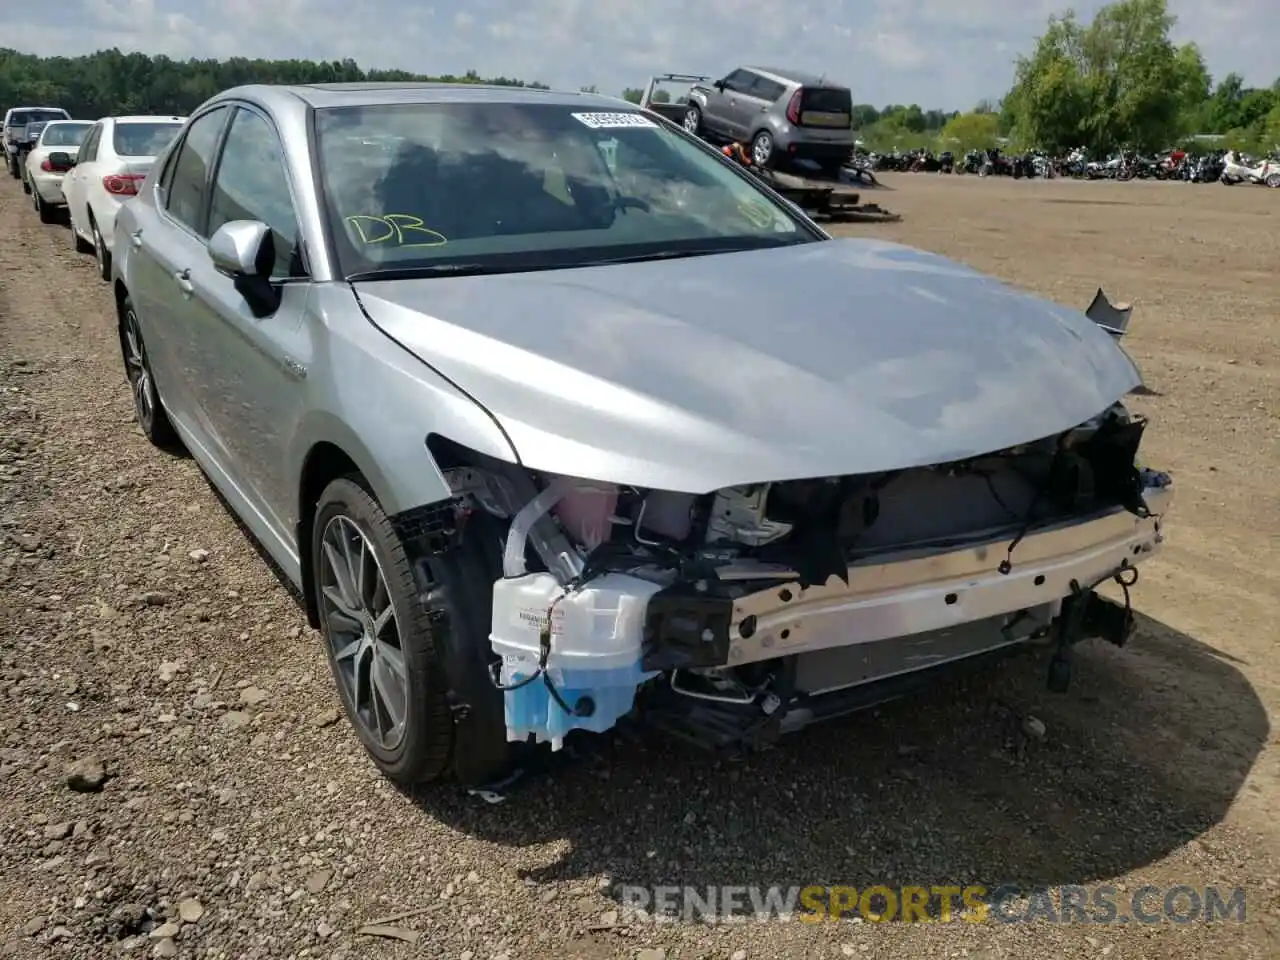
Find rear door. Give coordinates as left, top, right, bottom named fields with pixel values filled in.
left=65, top=123, right=102, bottom=234
left=129, top=105, right=234, bottom=449
left=741, top=74, right=787, bottom=134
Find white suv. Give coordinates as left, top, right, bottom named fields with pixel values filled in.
left=63, top=115, right=187, bottom=280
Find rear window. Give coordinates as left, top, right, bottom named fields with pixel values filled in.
left=10, top=109, right=68, bottom=128
left=800, top=87, right=852, bottom=116
left=41, top=123, right=93, bottom=147
left=113, top=121, right=184, bottom=157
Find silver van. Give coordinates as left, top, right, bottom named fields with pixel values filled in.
left=682, top=67, right=855, bottom=174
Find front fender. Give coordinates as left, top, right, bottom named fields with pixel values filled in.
left=289, top=284, right=523, bottom=523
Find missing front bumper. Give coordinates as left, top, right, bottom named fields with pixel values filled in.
left=643, top=480, right=1170, bottom=673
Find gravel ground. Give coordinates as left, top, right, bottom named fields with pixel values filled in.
left=1, top=172, right=1278, bottom=960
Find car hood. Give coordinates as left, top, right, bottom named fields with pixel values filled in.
left=354, top=237, right=1143, bottom=493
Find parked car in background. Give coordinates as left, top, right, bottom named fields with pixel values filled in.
left=23, top=119, right=95, bottom=222
left=681, top=67, right=855, bottom=173
left=18, top=121, right=49, bottom=192
left=113, top=82, right=1171, bottom=791
left=64, top=114, right=187, bottom=279
left=3, top=106, right=72, bottom=177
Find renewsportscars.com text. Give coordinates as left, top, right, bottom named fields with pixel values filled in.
left=617, top=884, right=1247, bottom=924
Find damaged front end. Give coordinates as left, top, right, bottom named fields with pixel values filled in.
left=436, top=392, right=1171, bottom=756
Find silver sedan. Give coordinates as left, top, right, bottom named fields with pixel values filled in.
left=113, top=82, right=1172, bottom=789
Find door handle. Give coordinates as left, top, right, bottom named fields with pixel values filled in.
left=130, top=229, right=143, bottom=249
left=173, top=268, right=194, bottom=295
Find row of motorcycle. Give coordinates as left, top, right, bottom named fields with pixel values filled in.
left=860, top=148, right=1280, bottom=187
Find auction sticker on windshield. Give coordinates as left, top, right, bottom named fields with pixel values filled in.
left=571, top=112, right=657, bottom=129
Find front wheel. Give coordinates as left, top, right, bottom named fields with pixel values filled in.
left=313, top=480, right=511, bottom=788
left=682, top=105, right=702, bottom=137
left=1266, top=172, right=1280, bottom=189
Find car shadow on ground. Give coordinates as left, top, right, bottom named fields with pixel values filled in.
left=410, top=614, right=1267, bottom=917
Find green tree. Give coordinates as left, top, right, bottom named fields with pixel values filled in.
left=0, top=47, right=549, bottom=118
left=1003, top=0, right=1204, bottom=153
left=939, top=112, right=1000, bottom=152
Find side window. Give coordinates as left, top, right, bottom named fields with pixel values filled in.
left=164, top=107, right=230, bottom=235
left=79, top=125, right=100, bottom=163
left=207, top=107, right=304, bottom=279
left=721, top=69, right=755, bottom=94
left=750, top=77, right=786, bottom=103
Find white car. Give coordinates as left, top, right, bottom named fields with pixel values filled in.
left=63, top=114, right=187, bottom=280
left=23, top=120, right=95, bottom=223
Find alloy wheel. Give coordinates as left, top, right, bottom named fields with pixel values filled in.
left=752, top=133, right=773, bottom=167
left=683, top=108, right=700, bottom=134
left=122, top=306, right=154, bottom=433
left=318, top=515, right=409, bottom=752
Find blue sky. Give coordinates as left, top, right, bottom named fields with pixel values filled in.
left=1, top=0, right=1273, bottom=111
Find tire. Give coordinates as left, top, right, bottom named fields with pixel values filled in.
left=1266, top=173, right=1280, bottom=189
left=69, top=211, right=93, bottom=254
left=34, top=191, right=56, bottom=224
left=6, top=155, right=18, bottom=179
left=21, top=170, right=31, bottom=194
left=91, top=215, right=112, bottom=282
left=750, top=130, right=774, bottom=168
left=682, top=105, right=702, bottom=137
left=119, top=294, right=180, bottom=450
left=312, top=479, right=510, bottom=787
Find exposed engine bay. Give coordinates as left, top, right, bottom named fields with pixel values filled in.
left=434, top=399, right=1172, bottom=755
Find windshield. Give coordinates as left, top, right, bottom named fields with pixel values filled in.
left=314, top=101, right=815, bottom=278
left=10, top=109, right=67, bottom=128
left=40, top=122, right=92, bottom=147
left=113, top=121, right=184, bottom=157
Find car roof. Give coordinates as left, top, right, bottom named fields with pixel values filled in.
left=743, top=66, right=847, bottom=89
left=102, top=115, right=188, bottom=123
left=211, top=81, right=622, bottom=112
left=6, top=106, right=69, bottom=116
left=42, top=119, right=92, bottom=126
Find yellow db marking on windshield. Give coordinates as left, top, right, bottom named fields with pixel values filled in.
left=346, top=214, right=447, bottom=248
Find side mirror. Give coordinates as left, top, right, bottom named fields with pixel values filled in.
left=714, top=79, right=727, bottom=92
left=208, top=220, right=280, bottom=318
left=209, top=219, right=272, bottom=277
left=47, top=151, right=75, bottom=172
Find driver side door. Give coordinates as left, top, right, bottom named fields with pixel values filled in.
left=191, top=104, right=313, bottom=538
left=702, top=69, right=754, bottom=138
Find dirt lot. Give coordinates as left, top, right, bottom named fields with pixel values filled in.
left=0, top=171, right=1277, bottom=960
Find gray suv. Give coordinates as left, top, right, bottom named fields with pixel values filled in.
left=682, top=67, right=855, bottom=174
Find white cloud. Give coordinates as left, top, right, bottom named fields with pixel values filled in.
left=0, top=0, right=1274, bottom=110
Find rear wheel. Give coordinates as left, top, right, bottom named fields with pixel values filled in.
left=69, top=211, right=93, bottom=254
left=7, top=155, right=19, bottom=179
left=1266, top=172, right=1280, bottom=189
left=120, top=294, right=180, bottom=450
left=34, top=190, right=56, bottom=224
left=751, top=130, right=774, bottom=168
left=91, top=215, right=112, bottom=281
left=313, top=480, right=511, bottom=788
